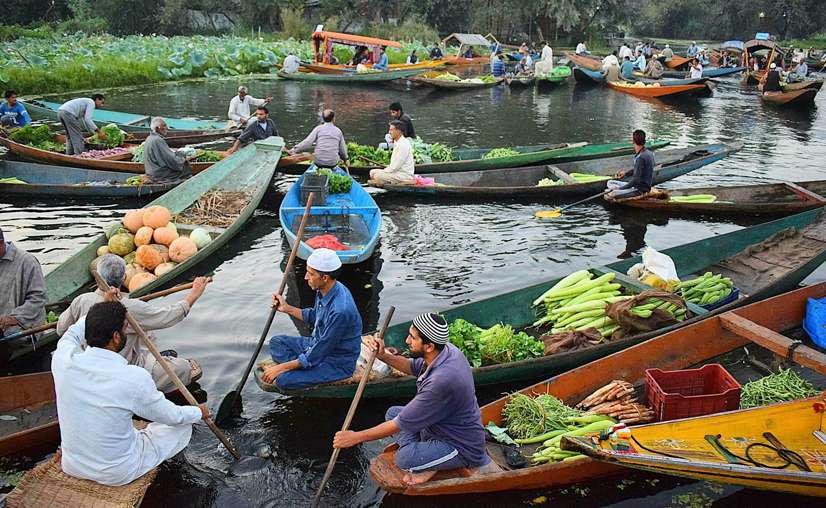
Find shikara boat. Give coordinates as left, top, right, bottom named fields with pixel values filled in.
left=410, top=72, right=503, bottom=89
left=443, top=55, right=490, bottom=66
left=278, top=67, right=427, bottom=83
left=371, top=281, right=826, bottom=496
left=613, top=180, right=826, bottom=215
left=741, top=39, right=783, bottom=85
left=301, top=61, right=443, bottom=74
left=22, top=99, right=228, bottom=133
left=0, top=160, right=177, bottom=199
left=441, top=33, right=495, bottom=66
left=665, top=55, right=693, bottom=70
left=608, top=80, right=708, bottom=98
left=661, top=66, right=745, bottom=79
left=761, top=89, right=818, bottom=108
left=279, top=171, right=381, bottom=264
left=299, top=140, right=672, bottom=177
left=376, top=144, right=739, bottom=199
left=255, top=207, right=826, bottom=398
left=564, top=51, right=603, bottom=71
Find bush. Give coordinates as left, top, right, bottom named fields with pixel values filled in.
left=56, top=17, right=109, bottom=34
left=0, top=25, right=53, bottom=41
left=366, top=17, right=439, bottom=43
left=280, top=7, right=312, bottom=40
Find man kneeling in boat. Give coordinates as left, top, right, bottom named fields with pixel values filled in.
left=143, top=117, right=193, bottom=183
left=262, top=248, right=362, bottom=389
left=53, top=300, right=208, bottom=486
left=369, top=120, right=415, bottom=185
left=606, top=129, right=655, bottom=201
left=333, top=313, right=489, bottom=485
left=57, top=255, right=208, bottom=393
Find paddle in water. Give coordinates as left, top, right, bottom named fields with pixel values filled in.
left=534, top=189, right=612, bottom=219
left=311, top=306, right=396, bottom=508
left=215, top=192, right=316, bottom=426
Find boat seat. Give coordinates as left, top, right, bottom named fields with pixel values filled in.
left=123, top=116, right=152, bottom=127
left=544, top=165, right=577, bottom=185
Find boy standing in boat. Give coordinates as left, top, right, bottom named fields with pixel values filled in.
left=262, top=249, right=362, bottom=389
left=606, top=129, right=655, bottom=200
left=333, top=313, right=489, bottom=485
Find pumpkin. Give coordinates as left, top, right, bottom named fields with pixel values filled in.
left=134, top=226, right=154, bottom=246
left=125, top=263, right=146, bottom=288
left=135, top=245, right=162, bottom=270
left=143, top=205, right=171, bottom=229
left=96, top=246, right=110, bottom=257
left=154, top=262, right=177, bottom=277
left=108, top=233, right=135, bottom=256
left=122, top=209, right=146, bottom=233
left=89, top=256, right=103, bottom=275
left=169, top=236, right=198, bottom=263
left=106, top=223, right=128, bottom=239
left=190, top=228, right=212, bottom=249
left=165, top=222, right=178, bottom=234
left=149, top=244, right=169, bottom=263
left=124, top=251, right=136, bottom=265
left=128, top=272, right=158, bottom=292
left=153, top=226, right=178, bottom=246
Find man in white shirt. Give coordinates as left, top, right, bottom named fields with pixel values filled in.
left=227, top=86, right=272, bottom=128
left=618, top=43, right=633, bottom=62
left=534, top=41, right=554, bottom=75
left=689, top=59, right=704, bottom=79
left=53, top=299, right=207, bottom=486
left=369, top=121, right=414, bottom=185
left=575, top=42, right=588, bottom=55
left=282, top=52, right=300, bottom=74
left=602, top=51, right=619, bottom=71
left=58, top=95, right=106, bottom=155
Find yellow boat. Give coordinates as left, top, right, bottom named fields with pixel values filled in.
left=564, top=396, right=826, bottom=497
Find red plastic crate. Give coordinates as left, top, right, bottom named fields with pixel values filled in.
left=645, top=364, right=741, bottom=421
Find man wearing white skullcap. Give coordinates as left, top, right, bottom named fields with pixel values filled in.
left=333, top=312, right=489, bottom=486
left=227, top=85, right=272, bottom=128
left=262, top=248, right=362, bottom=390
left=763, top=62, right=783, bottom=93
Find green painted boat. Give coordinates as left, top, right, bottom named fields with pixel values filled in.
left=277, top=67, right=429, bottom=83
left=536, top=66, right=572, bottom=86
left=255, top=207, right=826, bottom=398
left=22, top=100, right=229, bottom=133
left=284, top=140, right=672, bottom=176
left=0, top=137, right=285, bottom=365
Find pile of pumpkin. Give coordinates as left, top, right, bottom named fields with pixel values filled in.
left=93, top=205, right=213, bottom=292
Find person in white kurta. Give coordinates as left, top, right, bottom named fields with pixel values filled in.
left=369, top=121, right=415, bottom=185
left=53, top=301, right=205, bottom=486
left=227, top=86, right=272, bottom=127
left=534, top=42, right=554, bottom=75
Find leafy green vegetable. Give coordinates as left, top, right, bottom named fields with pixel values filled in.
left=192, top=150, right=223, bottom=162
left=317, top=169, right=353, bottom=194
left=97, top=123, right=125, bottom=148
left=482, top=148, right=520, bottom=159
left=131, top=143, right=145, bottom=162
left=448, top=318, right=482, bottom=368
left=347, top=142, right=391, bottom=167
left=502, top=393, right=581, bottom=439
left=479, top=324, right=544, bottom=365
left=33, top=140, right=65, bottom=153
left=46, top=311, right=58, bottom=323
left=740, top=368, right=819, bottom=409
left=10, top=124, right=52, bottom=145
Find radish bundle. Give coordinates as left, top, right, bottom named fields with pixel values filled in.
left=576, top=380, right=655, bottom=425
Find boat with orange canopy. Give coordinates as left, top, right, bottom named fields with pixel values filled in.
left=300, top=31, right=443, bottom=74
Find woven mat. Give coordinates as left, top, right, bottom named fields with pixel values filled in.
left=6, top=450, right=156, bottom=508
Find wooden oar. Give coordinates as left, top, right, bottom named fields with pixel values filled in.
left=534, top=189, right=612, bottom=219
left=310, top=306, right=396, bottom=508
left=215, top=192, right=315, bottom=425
left=92, top=271, right=241, bottom=460
left=1, top=280, right=205, bottom=344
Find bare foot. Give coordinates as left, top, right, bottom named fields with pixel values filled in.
left=402, top=470, right=438, bottom=485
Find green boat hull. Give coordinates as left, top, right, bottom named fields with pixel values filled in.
left=256, top=208, right=826, bottom=398
left=278, top=68, right=428, bottom=83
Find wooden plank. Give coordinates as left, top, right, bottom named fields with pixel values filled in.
left=718, top=312, right=826, bottom=375
left=783, top=182, right=826, bottom=204
left=123, top=115, right=151, bottom=126
left=545, top=165, right=577, bottom=184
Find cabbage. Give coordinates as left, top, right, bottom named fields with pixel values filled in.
left=100, top=124, right=125, bottom=148
left=189, top=228, right=212, bottom=249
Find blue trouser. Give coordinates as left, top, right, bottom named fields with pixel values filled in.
left=607, top=179, right=645, bottom=200
left=385, top=406, right=468, bottom=472
left=268, top=335, right=353, bottom=390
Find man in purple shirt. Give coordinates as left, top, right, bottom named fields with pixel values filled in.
left=333, top=313, right=489, bottom=485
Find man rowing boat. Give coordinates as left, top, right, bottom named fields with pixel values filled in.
left=606, top=129, right=655, bottom=200
left=288, top=109, right=348, bottom=170
left=333, top=313, right=489, bottom=485
left=227, top=86, right=272, bottom=128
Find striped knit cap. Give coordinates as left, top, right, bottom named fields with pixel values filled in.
left=412, top=313, right=449, bottom=345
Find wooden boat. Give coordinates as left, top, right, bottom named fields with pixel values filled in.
left=279, top=170, right=381, bottom=264
left=295, top=140, right=673, bottom=177
left=536, top=66, right=571, bottom=86
left=783, top=80, right=824, bottom=92
left=0, top=160, right=177, bottom=199
left=54, top=129, right=240, bottom=148
left=506, top=76, right=536, bottom=87
left=664, top=55, right=693, bottom=69
left=278, top=67, right=427, bottom=83
left=443, top=55, right=490, bottom=66
left=661, top=66, right=745, bottom=79
left=441, top=33, right=495, bottom=66
left=761, top=89, right=818, bottom=108
left=376, top=144, right=738, bottom=198
left=608, top=80, right=708, bottom=98
left=564, top=51, right=603, bottom=72
left=741, top=39, right=783, bottom=85
left=369, top=281, right=826, bottom=496
left=22, top=99, right=228, bottom=133
left=573, top=66, right=604, bottom=84
left=613, top=180, right=826, bottom=215
left=0, top=134, right=218, bottom=175
left=410, top=71, right=503, bottom=89
left=301, top=61, right=444, bottom=74
left=0, top=372, right=58, bottom=458
left=254, top=207, right=826, bottom=398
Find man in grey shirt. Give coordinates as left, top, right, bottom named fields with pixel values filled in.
left=58, top=94, right=106, bottom=155
left=143, top=117, right=192, bottom=183
left=289, top=109, right=349, bottom=170
left=0, top=227, right=46, bottom=339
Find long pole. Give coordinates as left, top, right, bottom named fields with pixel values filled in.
left=92, top=271, right=241, bottom=460
left=311, top=306, right=396, bottom=508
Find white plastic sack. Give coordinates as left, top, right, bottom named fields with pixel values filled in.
left=355, top=340, right=391, bottom=379
left=642, top=247, right=679, bottom=282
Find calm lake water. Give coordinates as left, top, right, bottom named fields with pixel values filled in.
left=3, top=68, right=826, bottom=507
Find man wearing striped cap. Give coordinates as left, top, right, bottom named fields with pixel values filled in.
left=333, top=313, right=489, bottom=485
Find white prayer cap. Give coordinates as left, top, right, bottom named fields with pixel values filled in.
left=307, top=248, right=342, bottom=273
left=238, top=85, right=248, bottom=93
left=665, top=44, right=670, bottom=48
left=770, top=62, right=777, bottom=69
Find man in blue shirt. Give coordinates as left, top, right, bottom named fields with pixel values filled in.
left=491, top=51, right=506, bottom=77
left=333, top=313, right=489, bottom=486
left=0, top=91, right=31, bottom=128
left=263, top=248, right=362, bottom=390
left=374, top=47, right=389, bottom=71
left=620, top=56, right=636, bottom=79
left=606, top=129, right=656, bottom=200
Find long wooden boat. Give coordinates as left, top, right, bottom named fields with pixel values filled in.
left=536, top=67, right=572, bottom=86
left=443, top=55, right=490, bottom=66
left=289, top=140, right=673, bottom=177
left=573, top=66, right=604, bottom=84
left=54, top=130, right=241, bottom=148
left=376, top=144, right=738, bottom=198
left=761, top=89, right=818, bottom=108
left=369, top=281, right=826, bottom=496
left=22, top=99, right=228, bottom=133
left=0, top=135, right=218, bottom=174
left=279, top=170, right=381, bottom=264
left=661, top=66, right=745, bottom=79
left=564, top=51, right=603, bottom=71
left=664, top=55, right=693, bottom=69
left=608, top=80, right=708, bottom=98
left=255, top=207, right=826, bottom=398
left=410, top=72, right=504, bottom=89
left=278, top=67, right=428, bottom=83
left=613, top=180, right=826, bottom=215
left=0, top=372, right=58, bottom=458
left=0, top=160, right=177, bottom=198
left=784, top=80, right=825, bottom=92
left=1, top=137, right=285, bottom=365
left=506, top=76, right=536, bottom=87
left=301, top=61, right=444, bottom=74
